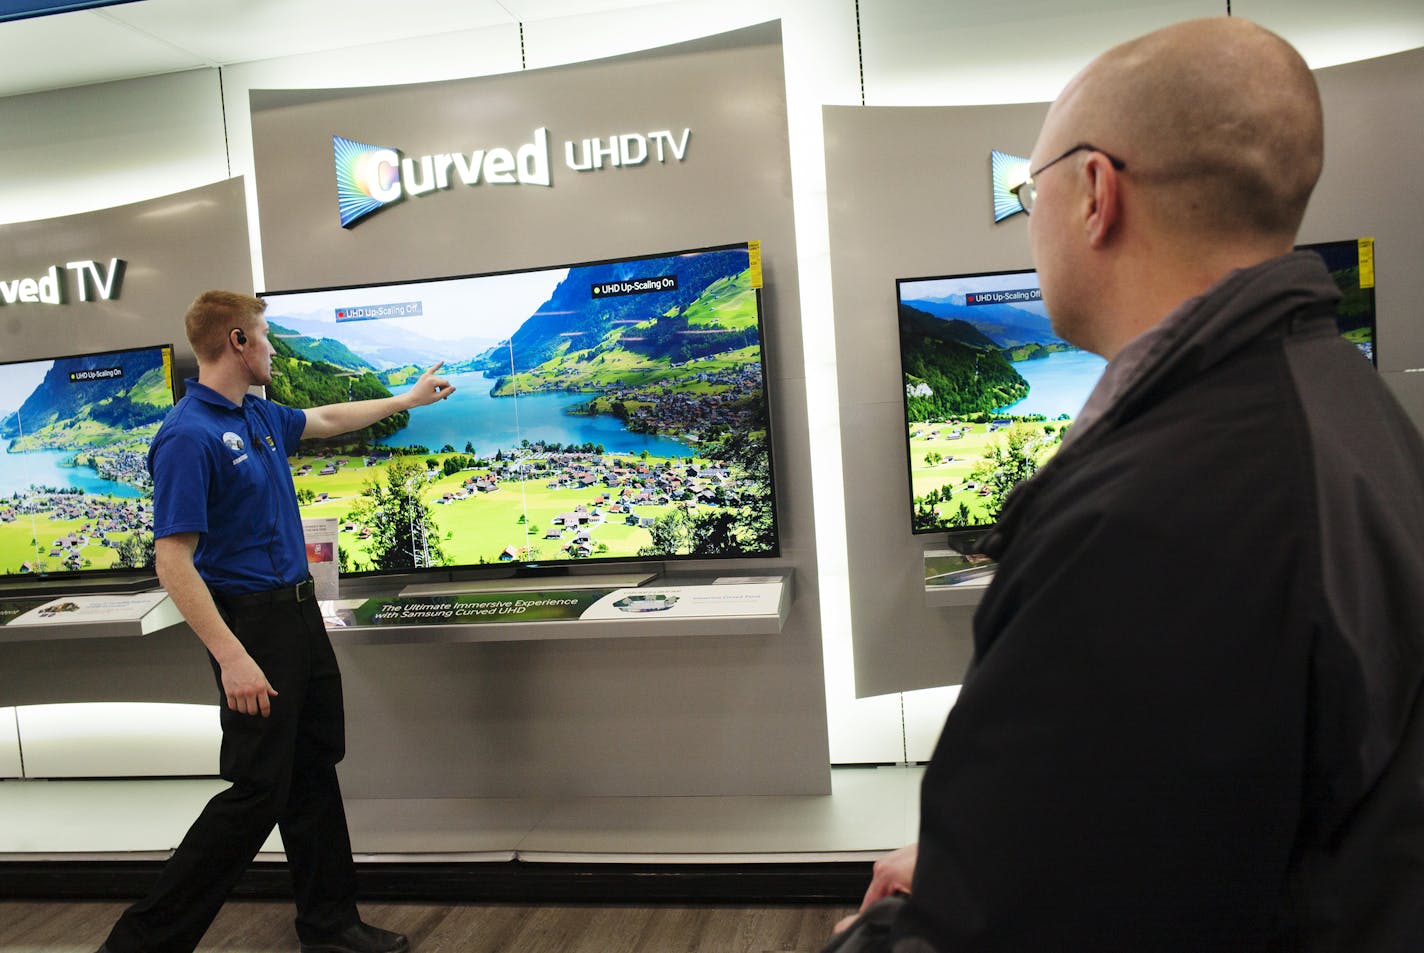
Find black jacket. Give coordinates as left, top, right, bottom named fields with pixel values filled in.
left=896, top=253, right=1424, bottom=952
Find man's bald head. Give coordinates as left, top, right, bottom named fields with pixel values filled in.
left=1044, top=17, right=1322, bottom=243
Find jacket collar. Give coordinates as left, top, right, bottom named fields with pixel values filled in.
left=980, top=251, right=1341, bottom=560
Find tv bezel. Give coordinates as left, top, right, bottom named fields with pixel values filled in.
left=257, top=240, right=782, bottom=581
left=0, top=341, right=176, bottom=589
left=898, top=243, right=1379, bottom=550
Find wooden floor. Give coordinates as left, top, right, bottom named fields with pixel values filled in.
left=2, top=900, right=855, bottom=953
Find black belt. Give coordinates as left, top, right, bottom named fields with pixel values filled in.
left=215, top=578, right=316, bottom=611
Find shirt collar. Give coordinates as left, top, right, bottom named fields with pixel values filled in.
left=182, top=377, right=244, bottom=412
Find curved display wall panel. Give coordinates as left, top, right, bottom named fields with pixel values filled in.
left=0, top=179, right=254, bottom=727
left=827, top=46, right=1424, bottom=700
left=0, top=177, right=253, bottom=390
left=250, top=23, right=829, bottom=798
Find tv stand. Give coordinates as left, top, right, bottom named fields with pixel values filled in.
left=0, top=574, right=161, bottom=599
left=399, top=570, right=658, bottom=596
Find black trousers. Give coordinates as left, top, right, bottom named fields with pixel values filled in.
left=105, top=586, right=359, bottom=953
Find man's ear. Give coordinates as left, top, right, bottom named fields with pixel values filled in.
left=1082, top=153, right=1122, bottom=249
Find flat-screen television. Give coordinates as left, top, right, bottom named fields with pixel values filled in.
left=1299, top=237, right=1376, bottom=365
left=0, top=344, right=176, bottom=582
left=259, top=241, right=778, bottom=577
left=897, top=269, right=1106, bottom=538
left=899, top=247, right=1378, bottom=542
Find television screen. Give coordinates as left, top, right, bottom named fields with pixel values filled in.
left=1299, top=238, right=1376, bottom=365
left=0, top=344, right=176, bottom=580
left=897, top=269, right=1107, bottom=536
left=899, top=247, right=1377, bottom=540
left=259, top=241, right=778, bottom=576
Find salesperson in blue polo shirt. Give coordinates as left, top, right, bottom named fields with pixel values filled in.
left=98, top=291, right=454, bottom=953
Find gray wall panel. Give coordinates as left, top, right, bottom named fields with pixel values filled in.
left=1298, top=48, right=1424, bottom=374
left=0, top=178, right=254, bottom=706
left=827, top=48, right=1424, bottom=699
left=0, top=626, right=214, bottom=707
left=0, top=177, right=252, bottom=380
left=250, top=22, right=829, bottom=797
left=825, top=102, right=1046, bottom=698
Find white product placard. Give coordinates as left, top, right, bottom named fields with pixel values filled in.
left=7, top=591, right=169, bottom=627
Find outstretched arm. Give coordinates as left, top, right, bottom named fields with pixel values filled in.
left=302, top=362, right=455, bottom=440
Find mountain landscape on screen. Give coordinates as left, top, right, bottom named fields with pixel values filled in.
left=0, top=346, right=174, bottom=577
left=261, top=244, right=778, bottom=574
left=897, top=272, right=1106, bottom=535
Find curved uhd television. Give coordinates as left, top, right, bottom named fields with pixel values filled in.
left=900, top=248, right=1378, bottom=543
left=0, top=344, right=176, bottom=582
left=897, top=269, right=1106, bottom=539
left=259, top=241, right=778, bottom=577
left=1299, top=237, right=1377, bottom=366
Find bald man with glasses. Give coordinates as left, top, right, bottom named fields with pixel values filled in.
left=828, top=17, right=1424, bottom=953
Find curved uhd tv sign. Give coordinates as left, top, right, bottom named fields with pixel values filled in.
left=333, top=126, right=692, bottom=228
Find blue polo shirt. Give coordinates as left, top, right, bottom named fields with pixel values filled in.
left=148, top=378, right=309, bottom=595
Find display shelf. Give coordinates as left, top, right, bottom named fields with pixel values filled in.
left=0, top=591, right=184, bottom=643
left=0, top=573, right=795, bottom=646
left=924, top=578, right=992, bottom=607
left=322, top=572, right=793, bottom=646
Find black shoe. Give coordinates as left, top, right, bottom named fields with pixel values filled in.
left=299, top=922, right=410, bottom=953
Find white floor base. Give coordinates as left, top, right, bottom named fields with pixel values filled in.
left=0, top=764, right=922, bottom=864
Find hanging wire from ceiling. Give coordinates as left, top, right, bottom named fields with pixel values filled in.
left=855, top=0, right=866, bottom=106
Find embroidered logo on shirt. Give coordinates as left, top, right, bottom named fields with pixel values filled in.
left=264, top=434, right=277, bottom=451
left=222, top=431, right=245, bottom=453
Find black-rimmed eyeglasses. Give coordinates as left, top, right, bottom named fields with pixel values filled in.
left=1010, top=144, right=1127, bottom=215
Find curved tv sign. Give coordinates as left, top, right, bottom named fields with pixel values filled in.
left=0, top=258, right=125, bottom=306
left=334, top=126, right=692, bottom=228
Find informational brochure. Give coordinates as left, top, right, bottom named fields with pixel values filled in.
left=302, top=517, right=340, bottom=602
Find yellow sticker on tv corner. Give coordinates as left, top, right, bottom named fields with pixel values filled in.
left=748, top=240, right=763, bottom=289
left=1358, top=237, right=1375, bottom=289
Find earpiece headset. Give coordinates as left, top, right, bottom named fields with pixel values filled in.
left=231, top=326, right=257, bottom=382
